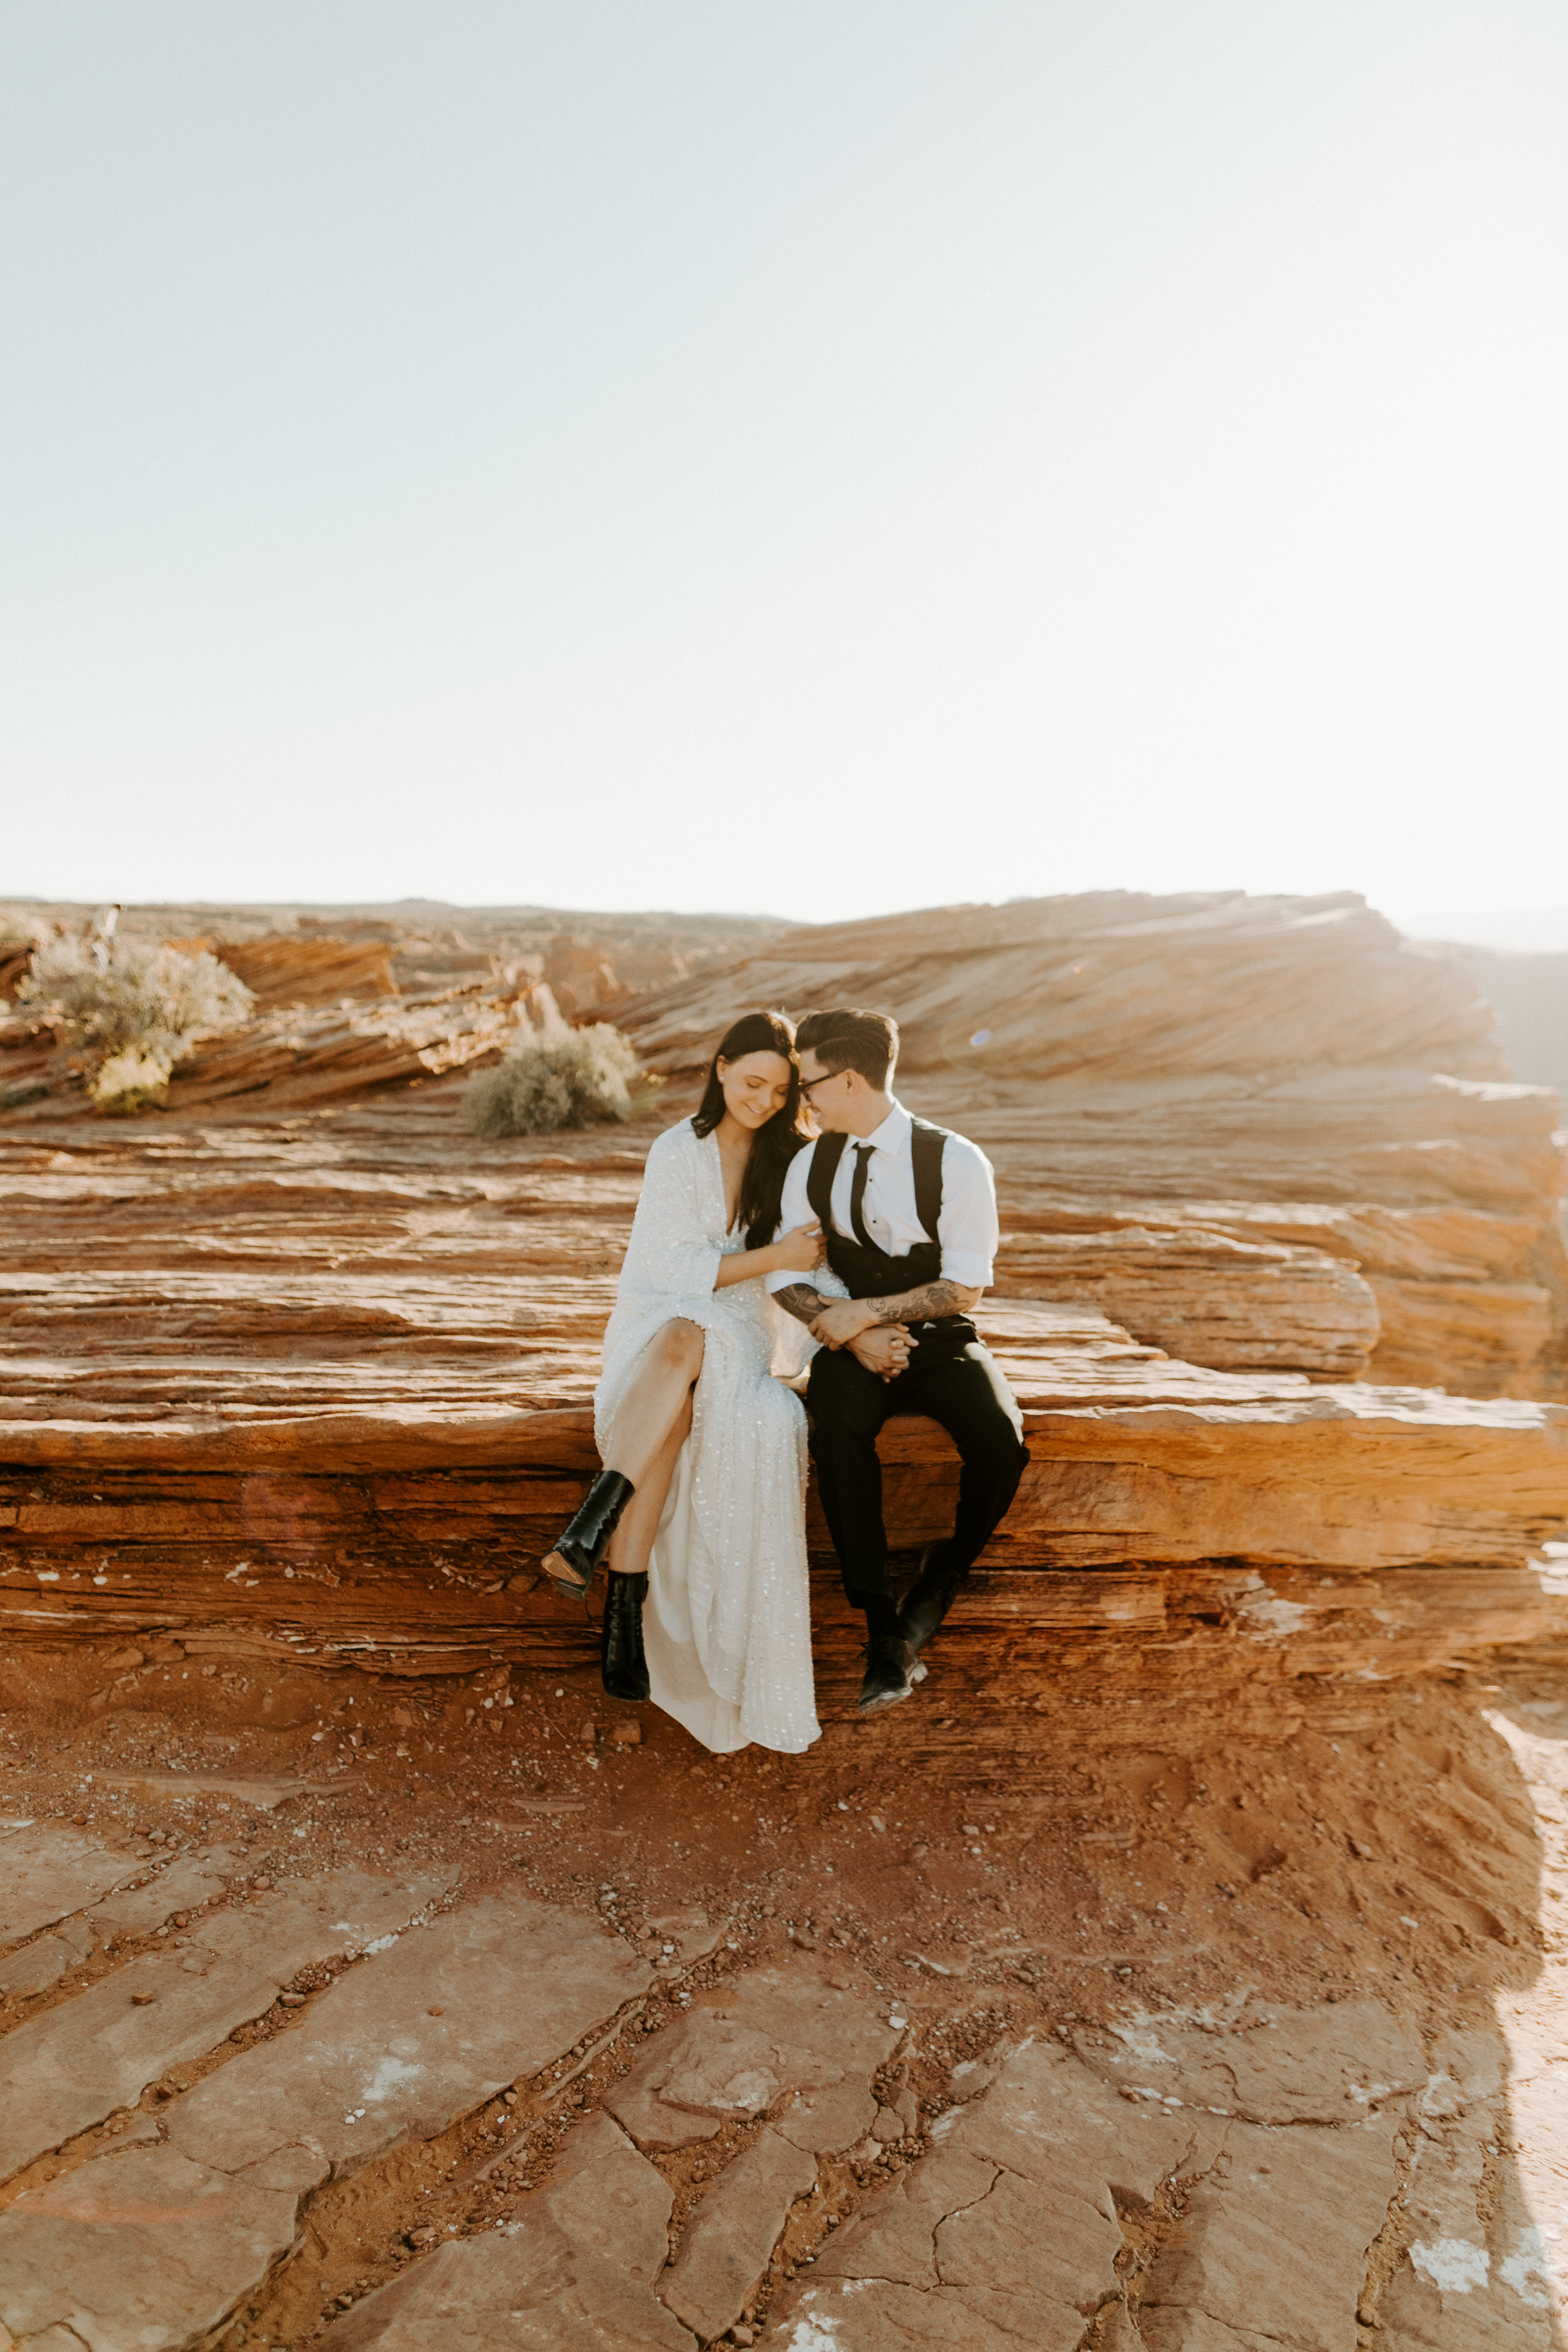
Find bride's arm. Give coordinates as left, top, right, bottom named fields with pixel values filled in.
left=716, top=1141, right=823, bottom=1288
left=619, top=1131, right=821, bottom=1297
left=616, top=1133, right=727, bottom=1298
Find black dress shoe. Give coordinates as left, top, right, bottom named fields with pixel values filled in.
left=601, top=1571, right=650, bottom=1702
left=542, top=1469, right=635, bottom=1604
left=898, top=1542, right=969, bottom=1660
left=858, top=1627, right=917, bottom=1714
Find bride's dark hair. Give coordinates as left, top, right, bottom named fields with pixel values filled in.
left=692, top=1009, right=810, bottom=1247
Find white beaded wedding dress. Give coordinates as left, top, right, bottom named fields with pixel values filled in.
left=594, top=1117, right=822, bottom=1755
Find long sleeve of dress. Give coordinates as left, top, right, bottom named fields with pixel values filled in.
left=614, top=1125, right=724, bottom=1306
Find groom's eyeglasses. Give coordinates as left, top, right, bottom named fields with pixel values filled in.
left=797, top=1071, right=843, bottom=1101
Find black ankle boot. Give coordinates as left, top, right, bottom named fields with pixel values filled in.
left=543, top=1470, right=635, bottom=1604
left=601, top=1572, right=650, bottom=1703
left=898, top=1542, right=969, bottom=1659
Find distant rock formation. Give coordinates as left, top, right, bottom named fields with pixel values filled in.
left=209, top=935, right=400, bottom=1007
left=617, top=891, right=1568, bottom=1397
left=5, top=889, right=1566, bottom=1390
left=0, top=901, right=780, bottom=1121
left=1429, top=940, right=1568, bottom=1110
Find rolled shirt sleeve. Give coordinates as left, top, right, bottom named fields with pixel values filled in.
left=763, top=1144, right=818, bottom=1295
left=937, top=1138, right=999, bottom=1289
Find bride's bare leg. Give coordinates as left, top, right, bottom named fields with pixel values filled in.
left=543, top=1320, right=703, bottom=1598
left=606, top=1391, right=693, bottom=1578
left=603, top=1319, right=704, bottom=1487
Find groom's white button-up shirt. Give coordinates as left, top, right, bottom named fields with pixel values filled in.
left=764, top=1099, right=999, bottom=1295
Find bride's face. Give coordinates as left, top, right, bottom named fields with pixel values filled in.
left=715, top=1050, right=794, bottom=1131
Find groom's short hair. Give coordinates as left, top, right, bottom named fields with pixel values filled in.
left=796, top=1007, right=898, bottom=1090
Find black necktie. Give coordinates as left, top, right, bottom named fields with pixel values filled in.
left=849, top=1142, right=875, bottom=1248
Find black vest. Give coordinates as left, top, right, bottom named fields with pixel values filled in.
left=807, top=1119, right=950, bottom=1302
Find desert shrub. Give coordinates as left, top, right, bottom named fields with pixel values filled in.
left=465, top=1024, right=642, bottom=1138
left=90, top=1048, right=180, bottom=1114
left=17, top=935, right=255, bottom=1072
left=0, top=915, right=38, bottom=1000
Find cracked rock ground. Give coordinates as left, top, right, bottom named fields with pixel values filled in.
left=0, top=1655, right=1566, bottom=2351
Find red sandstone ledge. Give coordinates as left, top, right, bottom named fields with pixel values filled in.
left=4, top=1371, right=1567, bottom=1572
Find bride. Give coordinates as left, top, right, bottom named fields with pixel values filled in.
left=540, top=1011, right=828, bottom=1754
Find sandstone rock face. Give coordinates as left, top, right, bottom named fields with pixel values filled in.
left=624, top=892, right=1508, bottom=1083
left=86, top=1853, right=231, bottom=1935
left=164, top=1891, right=648, bottom=2177
left=1138, top=2116, right=1403, bottom=2352
left=319, top=2224, right=698, bottom=2352
left=0, top=1821, right=143, bottom=1944
left=0, top=1884, right=655, bottom=2352
left=0, top=2142, right=307, bottom=2351
left=211, top=935, right=402, bottom=1007
left=0, top=898, right=783, bottom=1123
left=0, top=1835, right=1555, bottom=2352
left=3, top=888, right=1568, bottom=1691
left=781, top=2036, right=1221, bottom=2350
left=987, top=1226, right=1383, bottom=1377
left=533, top=2110, right=672, bottom=2288
left=607, top=1968, right=897, bottom=2162
left=765, top=2023, right=1421, bottom=2352
left=1071, top=1998, right=1426, bottom=2122
left=2, top=1101, right=1567, bottom=1687
left=0, top=1869, right=451, bottom=2181
left=659, top=2128, right=816, bottom=2339
left=618, top=890, right=1568, bottom=1396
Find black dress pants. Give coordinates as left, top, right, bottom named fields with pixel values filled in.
left=807, top=1323, right=1029, bottom=1607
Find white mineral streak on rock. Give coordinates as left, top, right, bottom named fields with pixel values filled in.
left=0, top=1889, right=649, bottom=2352
left=1410, top=2238, right=1492, bottom=2292
left=0, top=1870, right=455, bottom=2186
left=1077, top=1999, right=1426, bottom=2123
left=1500, top=2228, right=1559, bottom=2310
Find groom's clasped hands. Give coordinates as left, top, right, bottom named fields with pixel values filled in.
left=809, top=1294, right=914, bottom=1382
left=775, top=1219, right=912, bottom=1381
left=840, top=1322, right=913, bottom=1380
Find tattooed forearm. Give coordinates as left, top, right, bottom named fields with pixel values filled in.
left=775, top=1284, right=828, bottom=1328
left=862, top=1279, right=982, bottom=1326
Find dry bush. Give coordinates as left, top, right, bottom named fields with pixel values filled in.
left=0, top=914, right=38, bottom=1000
left=89, top=1048, right=182, bottom=1115
left=17, top=936, right=255, bottom=1077
left=465, top=1024, right=642, bottom=1138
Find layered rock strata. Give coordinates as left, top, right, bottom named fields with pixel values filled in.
left=6, top=889, right=1566, bottom=1391
left=2, top=1100, right=1566, bottom=1693
left=616, top=890, right=1568, bottom=1396
left=3, top=888, right=1568, bottom=1697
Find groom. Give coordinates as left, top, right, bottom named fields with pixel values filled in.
left=768, top=1007, right=1029, bottom=1714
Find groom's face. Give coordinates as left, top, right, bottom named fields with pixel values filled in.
left=798, top=1048, right=856, bottom=1133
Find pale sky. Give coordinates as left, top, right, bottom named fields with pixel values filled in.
left=3, top=2, right=1565, bottom=927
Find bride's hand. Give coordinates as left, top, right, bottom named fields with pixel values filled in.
left=773, top=1221, right=825, bottom=1274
